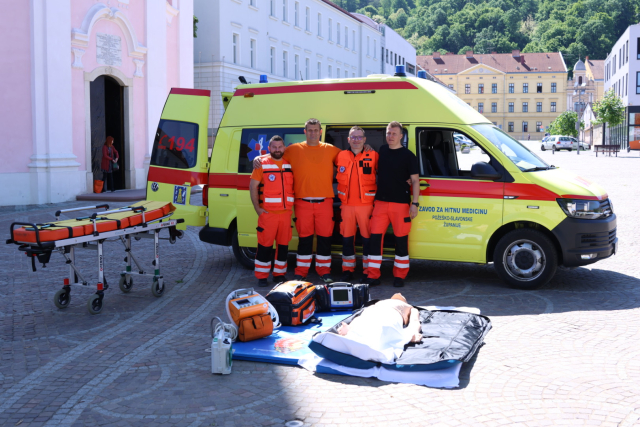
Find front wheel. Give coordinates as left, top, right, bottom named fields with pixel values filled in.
left=54, top=288, right=71, bottom=309
left=87, top=294, right=103, bottom=315
left=151, top=277, right=164, bottom=297
left=541, top=145, right=546, bottom=151
left=493, top=229, right=558, bottom=290
left=231, top=229, right=256, bottom=270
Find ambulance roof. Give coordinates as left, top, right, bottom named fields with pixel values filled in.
left=221, top=76, right=491, bottom=129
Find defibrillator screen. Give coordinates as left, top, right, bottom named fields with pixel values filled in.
left=332, top=289, right=350, bottom=302
left=235, top=299, right=250, bottom=305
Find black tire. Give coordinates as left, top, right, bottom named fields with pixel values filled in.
left=54, top=288, right=70, bottom=309
left=541, top=145, right=546, bottom=151
left=87, top=294, right=103, bottom=315
left=151, top=277, right=164, bottom=297
left=568, top=148, right=572, bottom=152
left=231, top=229, right=256, bottom=270
left=493, top=228, right=557, bottom=290
left=119, top=275, right=133, bottom=293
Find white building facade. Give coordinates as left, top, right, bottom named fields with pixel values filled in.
left=603, top=24, right=640, bottom=149
left=194, top=0, right=416, bottom=134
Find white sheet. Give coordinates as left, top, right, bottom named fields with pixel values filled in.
left=298, top=353, right=462, bottom=388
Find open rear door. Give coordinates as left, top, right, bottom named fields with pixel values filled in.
left=146, top=88, right=210, bottom=228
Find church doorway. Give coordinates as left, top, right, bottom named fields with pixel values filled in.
left=90, top=75, right=126, bottom=191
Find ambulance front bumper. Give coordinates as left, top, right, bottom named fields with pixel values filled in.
left=552, top=213, right=617, bottom=267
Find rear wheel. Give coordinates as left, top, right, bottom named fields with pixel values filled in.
left=568, top=148, right=572, bottom=152
left=54, top=288, right=71, bottom=309
left=231, top=230, right=256, bottom=270
left=493, top=229, right=557, bottom=290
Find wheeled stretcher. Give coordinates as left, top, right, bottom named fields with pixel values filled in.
left=6, top=201, right=183, bottom=314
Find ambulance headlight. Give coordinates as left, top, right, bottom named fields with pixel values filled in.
left=557, top=198, right=613, bottom=220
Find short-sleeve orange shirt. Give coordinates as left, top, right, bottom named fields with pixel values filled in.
left=282, top=142, right=341, bottom=199
left=250, top=159, right=287, bottom=214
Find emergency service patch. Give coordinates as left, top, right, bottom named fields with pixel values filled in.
left=268, top=174, right=276, bottom=182
left=151, top=182, right=159, bottom=192
left=339, top=166, right=346, bottom=173
left=173, top=185, right=187, bottom=205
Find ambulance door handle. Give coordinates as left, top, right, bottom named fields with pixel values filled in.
left=420, top=182, right=430, bottom=188
left=220, top=194, right=229, bottom=197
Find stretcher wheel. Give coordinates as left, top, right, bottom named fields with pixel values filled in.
left=87, top=294, right=103, bottom=315
left=151, top=276, right=164, bottom=297
left=54, top=288, right=71, bottom=309
left=119, top=275, right=133, bottom=293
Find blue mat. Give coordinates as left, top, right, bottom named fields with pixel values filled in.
left=232, top=312, right=350, bottom=365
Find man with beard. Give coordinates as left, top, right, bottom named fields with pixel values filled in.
left=249, top=136, right=295, bottom=286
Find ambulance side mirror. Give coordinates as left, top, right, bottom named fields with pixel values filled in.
left=471, top=162, right=501, bottom=181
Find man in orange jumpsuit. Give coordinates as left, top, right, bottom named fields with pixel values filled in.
left=335, top=126, right=378, bottom=282
left=250, top=136, right=294, bottom=286
left=253, top=119, right=341, bottom=283
left=365, top=121, right=420, bottom=288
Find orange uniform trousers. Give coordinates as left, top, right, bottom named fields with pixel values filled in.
left=340, top=204, right=374, bottom=272
left=293, top=198, right=334, bottom=277
left=366, top=201, right=412, bottom=280
left=254, top=211, right=293, bottom=280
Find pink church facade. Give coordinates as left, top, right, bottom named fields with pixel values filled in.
left=1, top=0, right=194, bottom=206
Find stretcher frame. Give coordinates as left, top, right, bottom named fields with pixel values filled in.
left=7, top=204, right=184, bottom=314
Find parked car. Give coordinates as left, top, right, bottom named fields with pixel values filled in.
left=541, top=135, right=573, bottom=151
left=569, top=137, right=590, bottom=150
left=454, top=133, right=474, bottom=147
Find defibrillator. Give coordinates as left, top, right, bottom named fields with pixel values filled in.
left=329, top=282, right=354, bottom=309
left=228, top=289, right=270, bottom=324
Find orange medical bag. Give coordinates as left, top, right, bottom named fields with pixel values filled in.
left=266, top=281, right=316, bottom=326
left=237, top=313, right=274, bottom=342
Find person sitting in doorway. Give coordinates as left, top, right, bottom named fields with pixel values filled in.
left=101, top=136, right=119, bottom=193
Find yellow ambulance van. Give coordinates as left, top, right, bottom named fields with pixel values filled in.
left=146, top=70, right=617, bottom=290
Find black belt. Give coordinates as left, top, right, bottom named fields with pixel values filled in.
left=300, top=199, right=326, bottom=203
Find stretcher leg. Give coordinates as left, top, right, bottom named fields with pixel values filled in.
left=87, top=240, right=106, bottom=315
left=151, top=230, right=164, bottom=297
left=119, top=235, right=135, bottom=293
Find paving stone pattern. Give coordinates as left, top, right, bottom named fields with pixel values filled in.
left=1, top=148, right=639, bottom=426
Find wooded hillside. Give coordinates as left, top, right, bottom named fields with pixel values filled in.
left=336, top=0, right=640, bottom=66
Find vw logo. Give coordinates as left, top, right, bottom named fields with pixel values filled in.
left=151, top=182, right=159, bottom=192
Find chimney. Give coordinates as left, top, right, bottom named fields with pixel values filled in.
left=466, top=50, right=473, bottom=59
left=433, top=52, right=441, bottom=59
left=512, top=49, right=521, bottom=58
left=585, top=55, right=589, bottom=62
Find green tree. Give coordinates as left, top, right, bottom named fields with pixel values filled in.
left=592, top=89, right=626, bottom=143
left=548, top=111, right=583, bottom=138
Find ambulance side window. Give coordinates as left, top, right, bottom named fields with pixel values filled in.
left=325, top=126, right=404, bottom=152
left=416, top=128, right=490, bottom=178
left=238, top=128, right=305, bottom=173
left=150, top=120, right=199, bottom=169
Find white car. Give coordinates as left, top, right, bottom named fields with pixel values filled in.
left=569, top=137, right=590, bottom=150
left=541, top=135, right=573, bottom=151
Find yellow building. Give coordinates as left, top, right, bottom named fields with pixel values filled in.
left=416, top=50, right=568, bottom=139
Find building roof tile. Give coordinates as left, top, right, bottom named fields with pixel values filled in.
left=585, top=57, right=604, bottom=80
left=416, top=51, right=568, bottom=75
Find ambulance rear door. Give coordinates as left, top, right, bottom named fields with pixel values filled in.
left=412, top=126, right=504, bottom=263
left=146, top=88, right=211, bottom=228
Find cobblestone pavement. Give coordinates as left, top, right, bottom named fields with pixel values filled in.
left=1, top=148, right=639, bottom=427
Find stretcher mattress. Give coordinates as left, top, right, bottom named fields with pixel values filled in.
left=308, top=304, right=491, bottom=372
left=13, top=201, right=174, bottom=244
left=232, top=312, right=350, bottom=365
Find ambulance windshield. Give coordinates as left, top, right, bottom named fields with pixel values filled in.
left=472, top=125, right=550, bottom=172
